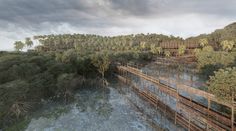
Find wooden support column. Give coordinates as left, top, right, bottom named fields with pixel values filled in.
left=188, top=111, right=191, bottom=131
left=126, top=70, right=128, bottom=84
left=190, top=75, right=193, bottom=87
left=207, top=97, right=211, bottom=130
left=163, top=91, right=167, bottom=129
left=188, top=92, right=192, bottom=131
left=175, top=65, right=180, bottom=126
left=175, top=87, right=179, bottom=126
left=175, top=101, right=177, bottom=125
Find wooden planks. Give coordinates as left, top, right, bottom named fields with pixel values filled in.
left=121, top=65, right=233, bottom=108
left=117, top=66, right=235, bottom=131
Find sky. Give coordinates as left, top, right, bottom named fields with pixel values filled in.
left=0, top=0, right=236, bottom=51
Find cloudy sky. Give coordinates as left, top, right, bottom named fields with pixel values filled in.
left=0, top=0, right=236, bottom=50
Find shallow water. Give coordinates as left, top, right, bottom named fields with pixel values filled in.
left=116, top=82, right=183, bottom=131
left=26, top=84, right=165, bottom=131
left=141, top=62, right=207, bottom=89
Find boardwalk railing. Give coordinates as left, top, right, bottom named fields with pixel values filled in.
left=117, top=65, right=235, bottom=131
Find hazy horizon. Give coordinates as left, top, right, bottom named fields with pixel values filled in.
left=0, top=0, right=236, bottom=51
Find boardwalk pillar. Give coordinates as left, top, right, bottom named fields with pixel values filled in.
left=175, top=99, right=178, bottom=125
left=174, top=113, right=176, bottom=124
left=175, top=66, right=180, bottom=126
left=188, top=112, right=191, bottom=131
left=190, top=75, right=193, bottom=87
left=207, top=97, right=211, bottom=130
left=188, top=93, right=192, bottom=131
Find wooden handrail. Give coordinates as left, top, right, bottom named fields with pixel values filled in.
left=117, top=74, right=232, bottom=131
left=118, top=65, right=233, bottom=108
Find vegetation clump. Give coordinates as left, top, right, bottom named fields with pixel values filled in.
left=208, top=67, right=236, bottom=102
left=193, top=28, right=236, bottom=101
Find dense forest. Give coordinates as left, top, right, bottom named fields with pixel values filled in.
left=1, top=22, right=236, bottom=130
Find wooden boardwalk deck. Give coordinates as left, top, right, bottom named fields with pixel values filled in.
left=117, top=65, right=235, bottom=131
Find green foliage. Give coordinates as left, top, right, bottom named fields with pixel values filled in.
left=108, top=50, right=152, bottom=64
left=14, top=41, right=25, bottom=51
left=55, top=52, right=63, bottom=62
left=40, top=106, right=70, bottom=119
left=0, top=52, right=77, bottom=129
left=195, top=46, right=235, bottom=69
left=199, top=38, right=208, bottom=47
left=92, top=52, right=110, bottom=78
left=5, top=118, right=30, bottom=131
left=33, top=33, right=182, bottom=55
left=208, top=67, right=236, bottom=102
left=140, top=41, right=147, bottom=50
left=61, top=49, right=77, bottom=63
left=195, top=45, right=236, bottom=79
left=57, top=73, right=75, bottom=93
left=178, top=44, right=186, bottom=56
left=0, top=80, right=29, bottom=117
left=76, top=56, right=94, bottom=76
left=220, top=40, right=235, bottom=51
left=57, top=73, right=75, bottom=101
left=150, top=45, right=162, bottom=55
left=47, top=63, right=73, bottom=77
left=25, top=37, right=33, bottom=48
left=164, top=50, right=171, bottom=57
left=10, top=63, right=40, bottom=79
left=186, top=22, right=236, bottom=49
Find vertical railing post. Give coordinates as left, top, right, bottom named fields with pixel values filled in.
left=187, top=87, right=192, bottom=131
left=207, top=97, right=211, bottom=130
left=188, top=111, right=191, bottom=131
left=125, top=70, right=128, bottom=83
left=175, top=85, right=179, bottom=126
left=175, top=63, right=179, bottom=127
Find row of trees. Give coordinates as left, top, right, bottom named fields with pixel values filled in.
left=14, top=38, right=33, bottom=51
left=33, top=34, right=177, bottom=52
left=14, top=34, right=235, bottom=59
left=16, top=33, right=196, bottom=57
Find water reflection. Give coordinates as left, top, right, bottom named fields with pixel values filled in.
left=141, top=62, right=207, bottom=89
left=116, top=81, right=183, bottom=131
left=26, top=85, right=156, bottom=131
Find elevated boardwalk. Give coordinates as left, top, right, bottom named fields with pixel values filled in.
left=117, top=65, right=235, bottom=131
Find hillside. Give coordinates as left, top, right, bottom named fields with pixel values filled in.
left=187, top=22, right=236, bottom=46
